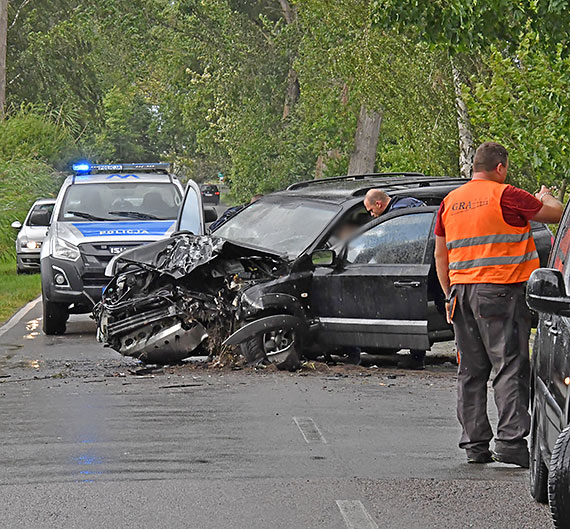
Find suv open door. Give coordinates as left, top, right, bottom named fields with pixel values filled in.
left=176, top=180, right=217, bottom=234
left=310, top=208, right=438, bottom=350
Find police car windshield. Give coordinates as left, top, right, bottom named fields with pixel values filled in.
left=59, top=183, right=181, bottom=222
left=213, top=198, right=341, bottom=258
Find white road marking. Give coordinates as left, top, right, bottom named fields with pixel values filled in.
left=336, top=500, right=379, bottom=529
left=0, top=296, right=42, bottom=339
left=293, top=416, right=327, bottom=443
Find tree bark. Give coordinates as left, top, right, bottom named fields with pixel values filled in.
left=451, top=59, right=475, bottom=179
left=558, top=178, right=567, bottom=202
left=0, top=0, right=8, bottom=120
left=279, top=0, right=299, bottom=120
left=282, top=67, right=299, bottom=120
left=348, top=104, right=382, bottom=175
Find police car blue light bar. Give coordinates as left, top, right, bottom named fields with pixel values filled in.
left=72, top=163, right=91, bottom=172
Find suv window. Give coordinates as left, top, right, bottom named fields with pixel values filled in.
left=28, top=203, right=54, bottom=226
left=59, top=183, right=182, bottom=221
left=214, top=199, right=340, bottom=258
left=346, top=212, right=434, bottom=265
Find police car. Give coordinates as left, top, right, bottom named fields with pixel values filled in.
left=40, top=162, right=210, bottom=335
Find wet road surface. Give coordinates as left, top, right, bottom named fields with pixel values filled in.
left=0, top=303, right=551, bottom=528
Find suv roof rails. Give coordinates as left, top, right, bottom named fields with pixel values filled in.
left=286, top=172, right=426, bottom=191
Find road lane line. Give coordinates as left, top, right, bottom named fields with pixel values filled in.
left=293, top=416, right=327, bottom=443
left=336, top=500, right=379, bottom=529
left=0, top=296, right=42, bottom=339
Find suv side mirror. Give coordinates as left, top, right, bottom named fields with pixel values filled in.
left=312, top=249, right=336, bottom=267
left=526, top=268, right=570, bottom=316
left=204, top=207, right=218, bottom=223
left=11, top=221, right=22, bottom=229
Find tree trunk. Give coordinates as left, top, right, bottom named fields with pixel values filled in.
left=558, top=178, right=567, bottom=202
left=451, top=59, right=475, bottom=179
left=0, top=0, right=8, bottom=120
left=279, top=0, right=299, bottom=120
left=282, top=67, right=299, bottom=120
left=348, top=104, right=382, bottom=175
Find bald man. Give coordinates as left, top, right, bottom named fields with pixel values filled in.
left=364, top=189, right=425, bottom=218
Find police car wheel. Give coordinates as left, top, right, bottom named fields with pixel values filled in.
left=42, top=298, right=68, bottom=335
left=549, top=426, right=570, bottom=528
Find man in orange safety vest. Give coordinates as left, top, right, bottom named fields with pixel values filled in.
left=434, top=142, right=563, bottom=467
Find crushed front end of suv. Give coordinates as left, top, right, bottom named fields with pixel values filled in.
left=94, top=233, right=289, bottom=365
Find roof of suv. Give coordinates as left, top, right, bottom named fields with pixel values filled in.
left=274, top=174, right=468, bottom=204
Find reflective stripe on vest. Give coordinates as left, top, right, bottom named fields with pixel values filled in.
left=442, top=180, right=539, bottom=285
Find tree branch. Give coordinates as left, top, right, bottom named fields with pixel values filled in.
left=9, top=0, right=33, bottom=30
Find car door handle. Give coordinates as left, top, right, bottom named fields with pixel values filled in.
left=394, top=280, right=421, bottom=288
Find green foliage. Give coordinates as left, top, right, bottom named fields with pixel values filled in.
left=370, top=0, right=570, bottom=55
left=466, top=32, right=570, bottom=191
left=0, top=159, right=63, bottom=260
left=0, top=259, right=42, bottom=324
left=0, top=104, right=78, bottom=167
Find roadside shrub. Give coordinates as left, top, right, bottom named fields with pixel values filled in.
left=0, top=160, right=64, bottom=261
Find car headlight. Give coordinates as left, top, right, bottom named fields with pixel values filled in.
left=26, top=241, right=40, bottom=250
left=53, top=237, right=80, bottom=261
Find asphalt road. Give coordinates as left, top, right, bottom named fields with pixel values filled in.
left=0, top=302, right=551, bottom=529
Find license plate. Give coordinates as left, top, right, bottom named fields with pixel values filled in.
left=109, top=246, right=129, bottom=255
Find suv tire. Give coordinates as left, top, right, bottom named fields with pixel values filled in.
left=241, top=328, right=300, bottom=371
left=549, top=426, right=570, bottom=528
left=42, top=297, right=68, bottom=335
left=530, top=406, right=548, bottom=503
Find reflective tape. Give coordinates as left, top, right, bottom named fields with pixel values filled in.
left=446, top=231, right=531, bottom=249
left=449, top=250, right=539, bottom=270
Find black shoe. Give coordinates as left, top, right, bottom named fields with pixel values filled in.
left=492, top=450, right=530, bottom=468
left=397, top=355, right=425, bottom=370
left=467, top=451, right=493, bottom=464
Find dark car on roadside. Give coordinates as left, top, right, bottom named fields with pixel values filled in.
left=95, top=173, right=553, bottom=368
left=200, top=184, right=220, bottom=205
left=526, top=201, right=570, bottom=528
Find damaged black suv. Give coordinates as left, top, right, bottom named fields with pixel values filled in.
left=94, top=173, right=553, bottom=367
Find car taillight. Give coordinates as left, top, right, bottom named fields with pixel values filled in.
left=215, top=192, right=220, bottom=195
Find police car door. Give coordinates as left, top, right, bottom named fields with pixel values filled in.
left=176, top=180, right=208, bottom=234
left=311, top=208, right=435, bottom=350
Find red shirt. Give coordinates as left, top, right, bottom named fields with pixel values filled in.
left=435, top=184, right=542, bottom=237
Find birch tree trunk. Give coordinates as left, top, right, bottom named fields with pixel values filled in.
left=0, top=0, right=8, bottom=119
left=451, top=59, right=475, bottom=179
left=347, top=104, right=382, bottom=175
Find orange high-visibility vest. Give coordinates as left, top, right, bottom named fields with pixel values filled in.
left=442, top=179, right=539, bottom=285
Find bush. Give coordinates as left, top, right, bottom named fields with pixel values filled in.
left=0, top=160, right=64, bottom=261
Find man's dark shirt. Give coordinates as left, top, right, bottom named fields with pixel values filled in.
left=209, top=204, right=244, bottom=233
left=385, top=196, right=426, bottom=215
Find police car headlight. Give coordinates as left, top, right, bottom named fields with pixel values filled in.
left=53, top=237, right=80, bottom=261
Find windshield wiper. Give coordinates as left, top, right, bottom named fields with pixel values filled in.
left=67, top=210, right=110, bottom=221
left=108, top=211, right=162, bottom=220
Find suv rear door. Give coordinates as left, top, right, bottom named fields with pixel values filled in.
left=311, top=208, right=437, bottom=350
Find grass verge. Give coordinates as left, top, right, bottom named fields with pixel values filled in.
left=0, top=259, right=41, bottom=324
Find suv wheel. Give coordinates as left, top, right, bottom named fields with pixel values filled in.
left=549, top=426, right=570, bottom=528
left=530, top=405, right=548, bottom=503
left=42, top=297, right=68, bottom=335
left=241, top=328, right=300, bottom=371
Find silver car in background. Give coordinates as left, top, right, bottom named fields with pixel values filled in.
left=11, top=198, right=56, bottom=274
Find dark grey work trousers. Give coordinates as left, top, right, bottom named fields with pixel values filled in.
left=452, top=282, right=531, bottom=456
